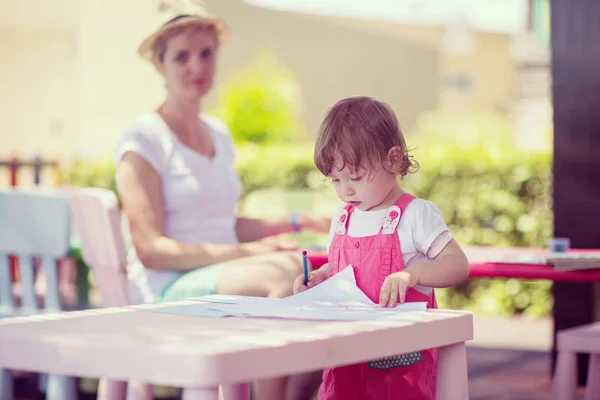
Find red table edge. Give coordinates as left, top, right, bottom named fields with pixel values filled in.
left=305, top=251, right=600, bottom=283
left=468, top=262, right=600, bottom=282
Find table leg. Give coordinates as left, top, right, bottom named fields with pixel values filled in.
left=0, top=369, right=13, bottom=400
left=584, top=353, right=600, bottom=400
left=182, top=386, right=220, bottom=400
left=436, top=342, right=469, bottom=400
left=98, top=379, right=126, bottom=400
left=552, top=351, right=577, bottom=400
left=126, top=380, right=153, bottom=400
left=222, top=382, right=251, bottom=400
left=46, top=374, right=77, bottom=400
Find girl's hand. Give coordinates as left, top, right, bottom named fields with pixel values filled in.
left=379, top=270, right=419, bottom=308
left=293, top=269, right=328, bottom=294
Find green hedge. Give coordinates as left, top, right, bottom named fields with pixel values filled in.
left=58, top=143, right=553, bottom=317
left=402, top=145, right=553, bottom=317
left=57, top=158, right=117, bottom=196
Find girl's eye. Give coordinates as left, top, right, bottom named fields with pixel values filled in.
left=330, top=178, right=340, bottom=183
left=201, top=48, right=213, bottom=59
left=350, top=176, right=363, bottom=182
left=175, top=50, right=189, bottom=63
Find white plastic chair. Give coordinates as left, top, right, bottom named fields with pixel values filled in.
left=0, top=189, right=77, bottom=400
left=70, top=188, right=153, bottom=400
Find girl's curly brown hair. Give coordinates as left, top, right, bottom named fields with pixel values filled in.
left=314, top=96, right=418, bottom=178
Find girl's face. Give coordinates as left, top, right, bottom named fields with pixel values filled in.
left=159, top=28, right=218, bottom=102
left=328, top=153, right=400, bottom=212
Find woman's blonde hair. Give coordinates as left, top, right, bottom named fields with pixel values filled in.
left=137, top=1, right=228, bottom=67
left=149, top=22, right=219, bottom=67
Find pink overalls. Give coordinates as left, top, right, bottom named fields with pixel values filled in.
left=319, top=193, right=438, bottom=400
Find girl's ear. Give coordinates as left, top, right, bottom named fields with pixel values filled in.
left=386, top=146, right=404, bottom=173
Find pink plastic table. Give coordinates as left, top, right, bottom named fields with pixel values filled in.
left=0, top=304, right=473, bottom=400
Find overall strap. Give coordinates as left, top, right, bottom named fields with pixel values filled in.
left=396, top=192, right=416, bottom=211
left=379, top=192, right=416, bottom=234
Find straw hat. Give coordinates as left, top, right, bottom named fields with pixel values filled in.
left=138, top=0, right=228, bottom=63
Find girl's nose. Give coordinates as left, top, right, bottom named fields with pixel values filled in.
left=343, top=184, right=355, bottom=196
left=190, top=58, right=205, bottom=74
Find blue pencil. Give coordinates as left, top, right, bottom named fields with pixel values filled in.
left=302, top=250, right=309, bottom=285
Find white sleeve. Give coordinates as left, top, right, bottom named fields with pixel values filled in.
left=114, top=128, right=166, bottom=174
left=410, top=200, right=453, bottom=257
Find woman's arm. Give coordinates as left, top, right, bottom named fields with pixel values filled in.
left=235, top=215, right=330, bottom=243
left=118, top=152, right=279, bottom=271
left=404, top=239, right=470, bottom=288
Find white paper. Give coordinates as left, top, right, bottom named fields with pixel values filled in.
left=276, top=265, right=427, bottom=316
left=139, top=265, right=427, bottom=321
left=282, top=265, right=376, bottom=305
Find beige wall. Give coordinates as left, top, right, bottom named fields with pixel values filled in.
left=0, top=0, right=163, bottom=159
left=323, top=14, right=517, bottom=115
left=439, top=32, right=516, bottom=114
left=208, top=1, right=439, bottom=137
left=0, top=27, right=78, bottom=157
left=0, top=0, right=515, bottom=162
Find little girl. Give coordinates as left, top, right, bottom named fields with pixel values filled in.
left=294, top=96, right=470, bottom=400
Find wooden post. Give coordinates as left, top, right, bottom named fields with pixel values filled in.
left=551, top=0, right=600, bottom=384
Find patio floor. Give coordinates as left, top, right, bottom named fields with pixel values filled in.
left=468, top=346, right=557, bottom=399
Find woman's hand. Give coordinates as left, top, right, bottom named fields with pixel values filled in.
left=379, top=270, right=419, bottom=308
left=298, top=214, right=331, bottom=233
left=236, top=214, right=330, bottom=243
left=260, top=236, right=298, bottom=251
left=241, top=236, right=298, bottom=256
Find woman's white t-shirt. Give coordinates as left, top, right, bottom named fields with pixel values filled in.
left=327, top=200, right=454, bottom=295
left=115, top=112, right=242, bottom=303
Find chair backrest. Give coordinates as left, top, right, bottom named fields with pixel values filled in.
left=69, top=188, right=130, bottom=307
left=0, top=190, right=71, bottom=315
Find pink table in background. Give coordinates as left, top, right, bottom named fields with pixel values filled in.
left=0, top=303, right=473, bottom=400
left=464, top=246, right=600, bottom=282
left=307, top=246, right=600, bottom=282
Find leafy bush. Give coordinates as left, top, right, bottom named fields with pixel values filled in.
left=403, top=146, right=552, bottom=317
left=56, top=158, right=117, bottom=195
left=211, top=51, right=305, bottom=145
left=401, top=111, right=553, bottom=317
left=58, top=61, right=555, bottom=318
left=235, top=143, right=323, bottom=203
left=404, top=146, right=552, bottom=249
left=58, top=139, right=553, bottom=317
